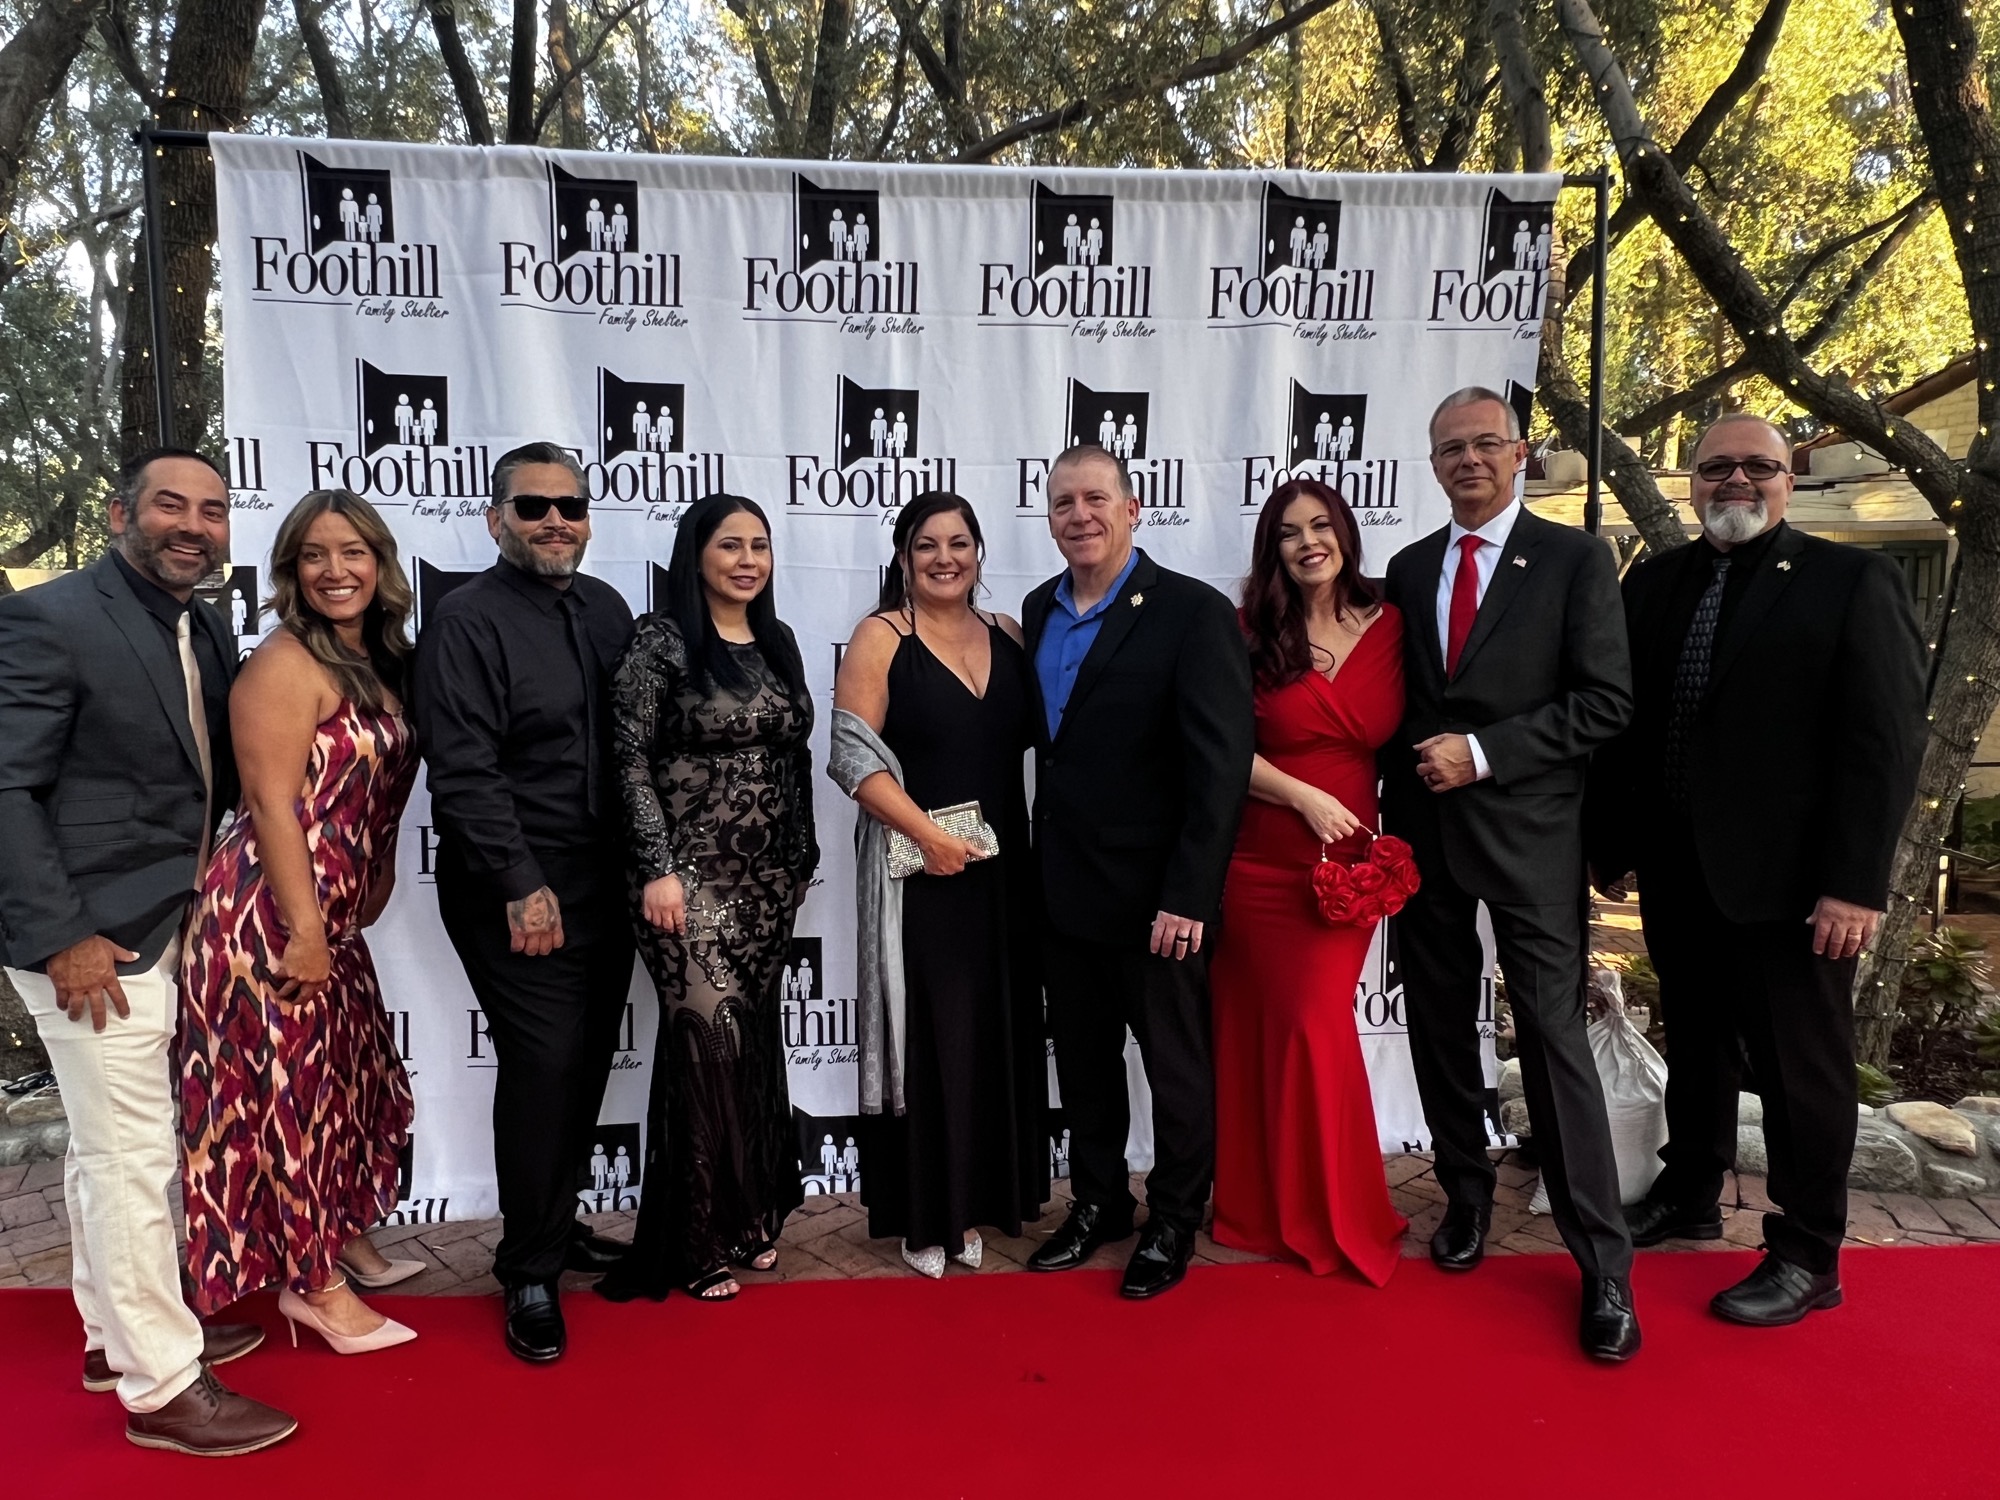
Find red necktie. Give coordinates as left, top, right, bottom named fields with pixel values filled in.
left=1446, top=533, right=1483, bottom=676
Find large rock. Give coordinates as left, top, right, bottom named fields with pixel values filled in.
left=1737, top=1092, right=1763, bottom=1126
left=1924, top=1163, right=1991, bottom=1199
left=1848, top=1126, right=1922, bottom=1194
left=1500, top=1096, right=1532, bottom=1138
left=1499, top=1057, right=1524, bottom=1107
left=1953, top=1096, right=2000, bottom=1117
left=1736, top=1124, right=1768, bottom=1176
left=4, top=1092, right=64, bottom=1126
left=1885, top=1101, right=1981, bottom=1157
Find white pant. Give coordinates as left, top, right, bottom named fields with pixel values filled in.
left=9, top=944, right=202, bottom=1412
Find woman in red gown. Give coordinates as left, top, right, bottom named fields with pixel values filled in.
left=1211, top=477, right=1407, bottom=1284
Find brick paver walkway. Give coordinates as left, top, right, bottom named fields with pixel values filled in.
left=4, top=1151, right=1994, bottom=1295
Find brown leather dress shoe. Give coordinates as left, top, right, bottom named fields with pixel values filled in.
left=125, top=1368, right=297, bottom=1457
left=83, top=1323, right=267, bottom=1393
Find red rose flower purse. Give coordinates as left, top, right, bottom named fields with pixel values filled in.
left=1311, top=831, right=1421, bottom=928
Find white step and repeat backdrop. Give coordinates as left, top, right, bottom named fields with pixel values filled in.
left=212, top=139, right=1542, bottom=1224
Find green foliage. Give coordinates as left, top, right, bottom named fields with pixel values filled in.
left=1855, top=1061, right=1898, bottom=1108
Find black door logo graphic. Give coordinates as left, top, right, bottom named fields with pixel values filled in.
left=1262, top=185, right=1341, bottom=276
left=357, top=361, right=449, bottom=456
left=1289, top=382, right=1368, bottom=465
left=795, top=1109, right=861, bottom=1193
left=1032, top=184, right=1116, bottom=275
left=196, top=566, right=259, bottom=641
left=837, top=376, right=920, bottom=468
left=577, top=1122, right=643, bottom=1198
left=599, top=370, right=685, bottom=461
left=783, top=937, right=823, bottom=1004
left=1505, top=381, right=1535, bottom=445
left=394, top=1137, right=415, bottom=1203
left=1066, top=380, right=1150, bottom=461
left=796, top=175, right=882, bottom=271
left=299, top=153, right=394, bottom=253
left=415, top=559, right=482, bottom=629
left=1481, top=189, right=1555, bottom=282
left=551, top=163, right=640, bottom=261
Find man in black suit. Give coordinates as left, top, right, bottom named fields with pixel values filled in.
left=414, top=442, right=636, bottom=1363
left=1588, top=413, right=1926, bottom=1326
left=1021, top=445, right=1254, bottom=1299
left=1381, top=387, right=1639, bottom=1360
left=0, top=450, right=295, bottom=1453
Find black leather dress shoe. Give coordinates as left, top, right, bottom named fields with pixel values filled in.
left=1580, top=1275, right=1642, bottom=1361
left=564, top=1229, right=629, bottom=1274
left=1119, top=1221, right=1194, bottom=1300
left=1624, top=1196, right=1723, bottom=1247
left=1709, top=1252, right=1842, bottom=1327
left=1429, top=1204, right=1490, bottom=1272
left=1026, top=1202, right=1134, bottom=1272
left=504, top=1281, right=566, bottom=1363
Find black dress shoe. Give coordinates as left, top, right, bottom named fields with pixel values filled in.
left=565, top=1229, right=629, bottom=1274
left=1709, top=1252, right=1843, bottom=1327
left=1026, top=1202, right=1134, bottom=1272
left=1429, top=1204, right=1490, bottom=1272
left=1624, top=1196, right=1723, bottom=1247
left=1119, top=1221, right=1194, bottom=1300
left=1580, top=1275, right=1642, bottom=1361
left=504, top=1281, right=566, bottom=1363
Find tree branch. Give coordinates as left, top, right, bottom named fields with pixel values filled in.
left=722, top=0, right=793, bottom=150
left=291, top=0, right=354, bottom=136
left=1368, top=0, right=1427, bottom=171
left=955, top=0, right=1342, bottom=163
left=506, top=0, right=538, bottom=142
left=425, top=0, right=493, bottom=144
left=533, top=0, right=643, bottom=138
left=1488, top=0, right=1549, bottom=171
left=801, top=0, right=853, bottom=158
left=94, top=0, right=159, bottom=110
left=883, top=0, right=981, bottom=149
left=1428, top=53, right=1498, bottom=173
left=867, top=29, right=911, bottom=160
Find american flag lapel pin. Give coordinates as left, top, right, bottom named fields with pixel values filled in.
left=1511, top=555, right=1527, bottom=568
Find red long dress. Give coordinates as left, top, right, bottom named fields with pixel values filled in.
left=1210, top=605, right=1408, bottom=1285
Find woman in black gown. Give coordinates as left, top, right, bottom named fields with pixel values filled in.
left=832, top=491, right=1048, bottom=1276
left=601, top=493, right=817, bottom=1302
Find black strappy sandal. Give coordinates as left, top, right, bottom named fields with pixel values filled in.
left=682, top=1266, right=740, bottom=1301
left=728, top=1240, right=780, bottom=1272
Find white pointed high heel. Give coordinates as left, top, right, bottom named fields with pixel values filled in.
left=277, top=1285, right=418, bottom=1355
left=337, top=1253, right=427, bottom=1290
left=901, top=1242, right=947, bottom=1279
left=954, top=1232, right=983, bottom=1270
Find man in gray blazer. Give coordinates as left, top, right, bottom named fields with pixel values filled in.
left=1381, top=388, right=1639, bottom=1360
left=0, top=449, right=294, bottom=1455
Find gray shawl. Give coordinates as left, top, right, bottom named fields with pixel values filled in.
left=827, top=708, right=907, bottom=1115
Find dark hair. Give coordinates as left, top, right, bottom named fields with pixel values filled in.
left=114, top=447, right=227, bottom=511
left=490, top=441, right=587, bottom=509
left=664, top=492, right=807, bottom=701
left=1240, top=478, right=1381, bottom=689
left=1050, top=443, right=1133, bottom=498
left=267, top=489, right=414, bottom=714
left=877, top=491, right=985, bottom=612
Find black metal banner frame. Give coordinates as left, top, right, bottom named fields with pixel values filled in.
left=137, top=127, right=1614, bottom=534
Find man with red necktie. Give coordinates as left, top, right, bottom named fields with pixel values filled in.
left=1380, top=387, right=1639, bottom=1361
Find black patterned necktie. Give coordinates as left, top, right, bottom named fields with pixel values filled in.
left=1665, top=554, right=1731, bottom=805
left=560, top=591, right=599, bottom=820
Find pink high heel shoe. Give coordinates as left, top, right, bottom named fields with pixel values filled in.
left=277, top=1283, right=417, bottom=1355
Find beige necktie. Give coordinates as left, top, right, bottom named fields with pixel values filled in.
left=177, top=611, right=215, bottom=884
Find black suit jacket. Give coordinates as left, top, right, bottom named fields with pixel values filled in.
left=1380, top=507, right=1632, bottom=905
left=1586, top=522, right=1926, bottom=921
left=1023, top=551, right=1254, bottom=944
left=0, top=554, right=239, bottom=971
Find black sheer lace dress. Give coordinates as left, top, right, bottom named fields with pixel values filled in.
left=600, top=612, right=818, bottom=1293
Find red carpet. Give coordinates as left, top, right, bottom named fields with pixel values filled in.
left=6, top=1247, right=1997, bottom=1497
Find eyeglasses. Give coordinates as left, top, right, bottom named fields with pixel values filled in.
left=503, top=494, right=590, bottom=522
left=1694, top=457, right=1789, bottom=483
left=1431, top=436, right=1518, bottom=462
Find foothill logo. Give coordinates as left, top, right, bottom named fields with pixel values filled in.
left=1426, top=186, right=1556, bottom=329
left=247, top=152, right=444, bottom=318
left=1236, top=382, right=1401, bottom=516
left=1016, top=378, right=1184, bottom=517
left=195, top=566, right=260, bottom=652
left=796, top=1108, right=864, bottom=1195
left=1207, top=183, right=1376, bottom=340
left=787, top=375, right=954, bottom=515
left=586, top=368, right=727, bottom=514
left=742, top=173, right=922, bottom=337
left=782, top=937, right=858, bottom=1081
left=414, top=559, right=482, bottom=631
left=500, top=163, right=686, bottom=329
left=577, top=1122, right=643, bottom=1213
left=305, top=361, right=493, bottom=513
left=381, top=1136, right=449, bottom=1225
left=979, top=182, right=1155, bottom=337
left=224, top=435, right=272, bottom=514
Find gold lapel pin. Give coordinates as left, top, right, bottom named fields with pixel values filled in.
left=1131, top=592, right=1144, bottom=607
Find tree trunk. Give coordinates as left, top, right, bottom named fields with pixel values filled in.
left=117, top=0, right=267, bottom=458
left=292, top=0, right=354, bottom=136
left=426, top=0, right=493, bottom=144
left=802, top=0, right=853, bottom=158
left=546, top=0, right=586, bottom=150
left=0, top=0, right=105, bottom=289
left=506, top=0, right=539, bottom=144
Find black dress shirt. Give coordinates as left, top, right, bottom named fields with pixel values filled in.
left=413, top=560, right=636, bottom=901
left=1662, top=519, right=1785, bottom=661
left=110, top=548, right=230, bottom=753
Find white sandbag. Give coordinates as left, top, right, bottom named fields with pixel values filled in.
left=1528, top=970, right=1669, bottom=1212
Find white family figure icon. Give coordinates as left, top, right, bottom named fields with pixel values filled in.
left=610, top=202, right=629, bottom=253
left=869, top=406, right=889, bottom=457
left=890, top=411, right=909, bottom=458
left=849, top=212, right=869, bottom=261
left=629, top=401, right=674, bottom=454
left=417, top=398, right=439, bottom=446
left=589, top=1143, right=610, bottom=1192
left=611, top=1145, right=632, bottom=1191
left=228, top=587, right=249, bottom=637
left=840, top=1138, right=860, bottom=1184
left=1098, top=409, right=1119, bottom=450
left=1508, top=218, right=1553, bottom=272
left=585, top=198, right=605, bottom=250
left=1062, top=213, right=1083, bottom=264
left=782, top=954, right=814, bottom=1000
left=394, top=393, right=415, bottom=445
left=1309, top=221, right=1330, bottom=270
left=1288, top=215, right=1310, bottom=266
left=826, top=209, right=868, bottom=263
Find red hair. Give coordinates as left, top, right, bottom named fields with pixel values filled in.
left=1240, top=478, right=1380, bottom=689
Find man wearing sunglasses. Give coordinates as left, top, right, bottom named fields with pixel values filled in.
left=1588, top=413, right=1925, bottom=1327
left=413, top=441, right=636, bottom=1363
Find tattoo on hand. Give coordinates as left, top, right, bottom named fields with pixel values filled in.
left=509, top=887, right=561, bottom=932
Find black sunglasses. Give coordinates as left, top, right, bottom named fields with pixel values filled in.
left=503, top=493, right=590, bottom=522
left=1694, top=457, right=1789, bottom=483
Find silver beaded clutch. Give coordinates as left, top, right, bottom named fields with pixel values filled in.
left=887, top=801, right=999, bottom=879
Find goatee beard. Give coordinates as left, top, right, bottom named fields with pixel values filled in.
left=1703, top=498, right=1768, bottom=546
left=498, top=525, right=585, bottom=578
